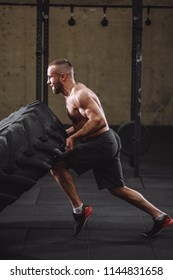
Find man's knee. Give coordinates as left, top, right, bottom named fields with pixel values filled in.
left=108, top=186, right=127, bottom=197
left=50, top=160, right=68, bottom=176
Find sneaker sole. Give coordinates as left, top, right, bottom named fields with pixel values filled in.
left=143, top=218, right=173, bottom=238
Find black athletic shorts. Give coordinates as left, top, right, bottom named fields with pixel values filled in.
left=64, top=129, right=125, bottom=190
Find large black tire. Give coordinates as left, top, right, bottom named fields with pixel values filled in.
left=0, top=100, right=67, bottom=212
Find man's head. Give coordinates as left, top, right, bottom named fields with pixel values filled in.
left=47, top=58, right=74, bottom=95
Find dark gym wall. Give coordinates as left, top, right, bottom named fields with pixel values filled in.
left=0, top=0, right=173, bottom=126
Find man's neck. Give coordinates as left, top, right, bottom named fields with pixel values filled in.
left=62, top=79, right=77, bottom=97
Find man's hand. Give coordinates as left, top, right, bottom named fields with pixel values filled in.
left=66, top=126, right=75, bottom=136
left=65, top=136, right=75, bottom=151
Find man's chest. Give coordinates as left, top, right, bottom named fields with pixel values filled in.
left=66, top=100, right=81, bottom=121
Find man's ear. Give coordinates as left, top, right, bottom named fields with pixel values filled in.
left=61, top=73, right=66, bottom=81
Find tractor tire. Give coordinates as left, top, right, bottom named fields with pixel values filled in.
left=0, top=100, right=67, bottom=212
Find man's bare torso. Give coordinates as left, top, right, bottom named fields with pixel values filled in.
left=65, top=83, right=109, bottom=141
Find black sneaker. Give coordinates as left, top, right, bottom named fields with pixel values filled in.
left=143, top=214, right=173, bottom=238
left=73, top=205, right=92, bottom=237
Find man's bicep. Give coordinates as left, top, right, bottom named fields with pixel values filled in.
left=76, top=92, right=101, bottom=116
left=85, top=95, right=104, bottom=119
left=74, top=91, right=90, bottom=109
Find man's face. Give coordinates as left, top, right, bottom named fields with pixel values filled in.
left=47, top=66, right=63, bottom=95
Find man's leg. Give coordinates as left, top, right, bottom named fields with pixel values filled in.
left=50, top=159, right=82, bottom=208
left=108, top=186, right=173, bottom=237
left=108, top=186, right=162, bottom=218
left=50, top=160, right=92, bottom=236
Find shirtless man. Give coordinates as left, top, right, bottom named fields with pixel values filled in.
left=47, top=58, right=173, bottom=238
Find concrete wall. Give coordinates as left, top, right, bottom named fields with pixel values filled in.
left=142, top=7, right=173, bottom=125
left=0, top=0, right=173, bottom=126
left=0, top=4, right=36, bottom=118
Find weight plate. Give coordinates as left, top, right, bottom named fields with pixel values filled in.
left=117, top=121, right=150, bottom=156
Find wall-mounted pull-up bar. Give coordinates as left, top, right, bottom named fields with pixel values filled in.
left=0, top=1, right=173, bottom=8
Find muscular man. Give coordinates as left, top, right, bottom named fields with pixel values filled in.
left=47, top=58, right=173, bottom=238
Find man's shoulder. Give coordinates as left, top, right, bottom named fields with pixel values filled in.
left=73, top=84, right=90, bottom=97
left=75, top=83, right=88, bottom=92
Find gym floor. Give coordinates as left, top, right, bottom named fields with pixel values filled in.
left=0, top=126, right=173, bottom=260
